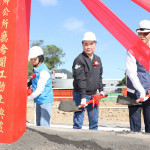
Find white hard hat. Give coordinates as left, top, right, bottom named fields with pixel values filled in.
left=136, top=20, right=150, bottom=33
left=28, top=46, right=44, bottom=60
left=82, top=32, right=97, bottom=42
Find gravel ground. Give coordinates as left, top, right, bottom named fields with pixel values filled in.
left=0, top=126, right=150, bottom=150
left=1, top=101, right=146, bottom=150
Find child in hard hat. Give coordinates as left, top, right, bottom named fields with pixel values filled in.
left=27, top=46, right=54, bottom=126
left=126, top=20, right=150, bottom=132
left=72, top=32, right=105, bottom=130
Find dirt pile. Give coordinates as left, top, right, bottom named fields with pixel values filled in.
left=0, top=126, right=150, bottom=150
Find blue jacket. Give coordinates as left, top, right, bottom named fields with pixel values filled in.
left=32, top=63, right=54, bottom=104
left=127, top=61, right=150, bottom=99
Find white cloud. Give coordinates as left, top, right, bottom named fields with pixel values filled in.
left=63, top=18, right=85, bottom=32
left=39, top=0, right=58, bottom=6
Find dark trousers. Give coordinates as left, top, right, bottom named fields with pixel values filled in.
left=73, top=92, right=99, bottom=130
left=128, top=92, right=150, bottom=133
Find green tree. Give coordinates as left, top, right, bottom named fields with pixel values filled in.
left=118, top=75, right=127, bottom=86
left=28, top=62, right=33, bottom=77
left=44, top=44, right=65, bottom=69
left=28, top=40, right=65, bottom=77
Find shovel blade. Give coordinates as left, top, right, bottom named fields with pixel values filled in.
left=58, top=100, right=82, bottom=112
left=117, top=95, right=137, bottom=105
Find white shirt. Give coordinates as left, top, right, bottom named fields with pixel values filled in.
left=126, top=51, right=146, bottom=98
left=27, top=70, right=50, bottom=101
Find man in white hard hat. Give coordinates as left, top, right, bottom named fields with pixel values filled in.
left=72, top=32, right=105, bottom=130
left=27, top=46, right=54, bottom=126
left=126, top=20, right=150, bottom=133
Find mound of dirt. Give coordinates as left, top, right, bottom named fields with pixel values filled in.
left=0, top=126, right=150, bottom=150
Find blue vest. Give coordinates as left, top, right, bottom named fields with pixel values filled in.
left=32, top=63, right=54, bottom=104
left=127, top=61, right=150, bottom=99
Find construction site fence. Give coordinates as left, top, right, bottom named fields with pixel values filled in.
left=27, top=86, right=128, bottom=109
left=27, top=86, right=128, bottom=125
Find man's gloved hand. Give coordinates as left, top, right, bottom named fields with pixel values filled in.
left=99, top=91, right=107, bottom=96
left=139, top=95, right=149, bottom=103
left=81, top=98, right=87, bottom=107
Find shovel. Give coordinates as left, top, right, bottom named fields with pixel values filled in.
left=117, top=93, right=150, bottom=105
left=58, top=94, right=108, bottom=112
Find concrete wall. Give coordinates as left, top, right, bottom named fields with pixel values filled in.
left=54, top=79, right=123, bottom=92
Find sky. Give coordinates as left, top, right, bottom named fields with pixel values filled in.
left=29, top=0, right=150, bottom=79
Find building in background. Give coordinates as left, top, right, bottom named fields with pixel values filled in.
left=103, top=79, right=122, bottom=92
left=53, top=69, right=123, bottom=92
left=54, top=69, right=73, bottom=79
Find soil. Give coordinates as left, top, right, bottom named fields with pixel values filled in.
left=26, top=100, right=144, bottom=128
left=1, top=126, right=150, bottom=150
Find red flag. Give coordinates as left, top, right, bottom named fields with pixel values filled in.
left=81, top=0, right=150, bottom=72
left=131, top=0, right=150, bottom=12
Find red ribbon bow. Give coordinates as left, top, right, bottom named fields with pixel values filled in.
left=30, top=74, right=36, bottom=79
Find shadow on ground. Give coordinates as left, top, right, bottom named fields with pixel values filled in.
left=27, top=127, right=111, bottom=150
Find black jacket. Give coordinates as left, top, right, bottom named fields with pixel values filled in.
left=72, top=52, right=103, bottom=98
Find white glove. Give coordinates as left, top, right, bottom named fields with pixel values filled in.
left=139, top=95, right=149, bottom=102
left=139, top=91, right=149, bottom=102
left=27, top=95, right=34, bottom=101
left=81, top=98, right=87, bottom=107
left=99, top=91, right=107, bottom=96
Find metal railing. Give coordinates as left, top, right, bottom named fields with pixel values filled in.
left=27, top=86, right=128, bottom=125
left=27, top=86, right=128, bottom=109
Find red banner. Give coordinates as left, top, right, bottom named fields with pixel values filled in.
left=131, top=0, right=150, bottom=12
left=0, top=0, right=31, bottom=143
left=81, top=0, right=150, bottom=72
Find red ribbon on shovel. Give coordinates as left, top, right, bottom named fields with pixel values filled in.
left=79, top=94, right=108, bottom=116
left=27, top=74, right=36, bottom=96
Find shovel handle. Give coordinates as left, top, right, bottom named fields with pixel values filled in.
left=79, top=99, right=94, bottom=108
left=79, top=95, right=108, bottom=108
left=136, top=93, right=150, bottom=103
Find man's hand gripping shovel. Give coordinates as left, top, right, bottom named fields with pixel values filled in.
left=58, top=94, right=108, bottom=112
left=117, top=93, right=150, bottom=105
